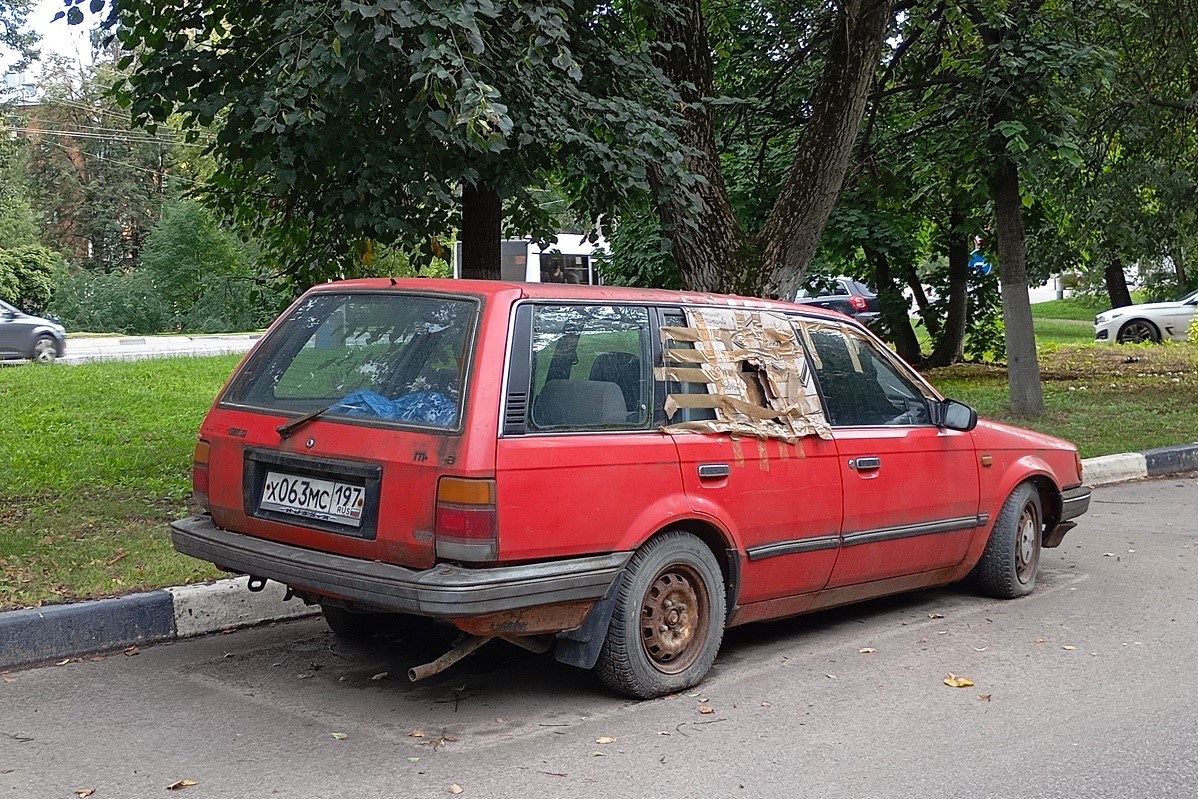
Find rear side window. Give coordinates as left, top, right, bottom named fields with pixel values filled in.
left=222, top=292, right=477, bottom=430
left=528, top=305, right=650, bottom=431
left=807, top=326, right=930, bottom=427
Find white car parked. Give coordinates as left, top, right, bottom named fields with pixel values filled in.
left=1094, top=288, right=1198, bottom=343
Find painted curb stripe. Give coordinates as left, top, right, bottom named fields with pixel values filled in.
left=1143, top=443, right=1198, bottom=478
left=0, top=590, right=174, bottom=670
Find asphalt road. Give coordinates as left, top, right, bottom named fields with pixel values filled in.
left=3, top=475, right=1196, bottom=799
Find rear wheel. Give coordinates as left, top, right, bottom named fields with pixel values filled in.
left=973, top=483, right=1042, bottom=598
left=596, top=531, right=726, bottom=699
left=31, top=335, right=58, bottom=363
left=1116, top=319, right=1160, bottom=344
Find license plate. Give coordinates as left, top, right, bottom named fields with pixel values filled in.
left=260, top=472, right=365, bottom=527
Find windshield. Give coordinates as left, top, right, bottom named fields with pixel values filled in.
left=222, top=292, right=478, bottom=431
left=1179, top=288, right=1198, bottom=303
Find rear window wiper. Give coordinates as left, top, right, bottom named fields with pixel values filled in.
left=277, top=403, right=338, bottom=439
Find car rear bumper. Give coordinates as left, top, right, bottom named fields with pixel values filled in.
left=170, top=514, right=631, bottom=618
left=1044, top=485, right=1092, bottom=547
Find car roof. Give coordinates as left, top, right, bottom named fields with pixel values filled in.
left=310, top=278, right=851, bottom=322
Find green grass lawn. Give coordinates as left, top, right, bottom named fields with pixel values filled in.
left=0, top=356, right=241, bottom=609
left=1, top=325, right=1195, bottom=611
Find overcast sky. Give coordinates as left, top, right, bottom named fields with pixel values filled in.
left=3, top=0, right=96, bottom=77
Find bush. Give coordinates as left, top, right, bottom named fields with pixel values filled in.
left=48, top=267, right=171, bottom=334
left=0, top=245, right=67, bottom=313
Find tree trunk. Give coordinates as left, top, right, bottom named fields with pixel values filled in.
left=759, top=0, right=894, bottom=300
left=987, top=153, right=1044, bottom=417
left=648, top=0, right=893, bottom=298
left=927, top=206, right=970, bottom=367
left=903, top=264, right=937, bottom=337
left=1169, top=245, right=1188, bottom=289
left=645, top=0, right=745, bottom=292
left=1103, top=258, right=1133, bottom=308
left=460, top=182, right=501, bottom=280
left=866, top=246, right=921, bottom=364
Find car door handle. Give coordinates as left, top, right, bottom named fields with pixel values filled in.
left=848, top=456, right=882, bottom=470
left=698, top=463, right=731, bottom=479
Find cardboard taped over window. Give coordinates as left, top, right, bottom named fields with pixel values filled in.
left=659, top=307, right=831, bottom=442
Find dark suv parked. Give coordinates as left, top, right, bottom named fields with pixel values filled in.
left=795, top=276, right=880, bottom=327
left=0, top=300, right=66, bottom=363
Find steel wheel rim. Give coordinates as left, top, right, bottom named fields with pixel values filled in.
left=639, top=563, right=709, bottom=675
left=1118, top=322, right=1154, bottom=343
left=1015, top=502, right=1040, bottom=584
left=32, top=338, right=56, bottom=363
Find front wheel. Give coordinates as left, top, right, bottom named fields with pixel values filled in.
left=1116, top=319, right=1160, bottom=344
left=596, top=531, right=726, bottom=699
left=972, top=483, right=1043, bottom=598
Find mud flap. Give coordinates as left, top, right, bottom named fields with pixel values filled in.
left=554, top=569, right=625, bottom=670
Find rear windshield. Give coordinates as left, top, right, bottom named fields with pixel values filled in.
left=222, top=292, right=478, bottom=430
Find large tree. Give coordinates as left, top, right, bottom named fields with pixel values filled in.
left=93, top=0, right=693, bottom=285
left=642, top=0, right=895, bottom=299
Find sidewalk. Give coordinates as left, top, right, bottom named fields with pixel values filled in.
left=61, top=333, right=260, bottom=363
left=2, top=442, right=1195, bottom=671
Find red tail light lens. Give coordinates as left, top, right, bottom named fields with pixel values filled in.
left=192, top=439, right=211, bottom=511
left=435, top=477, right=498, bottom=562
left=849, top=295, right=868, bottom=310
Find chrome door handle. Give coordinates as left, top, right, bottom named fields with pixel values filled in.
left=698, top=463, right=731, bottom=478
left=848, top=456, right=882, bottom=470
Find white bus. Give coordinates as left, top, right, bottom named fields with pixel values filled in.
left=453, top=233, right=608, bottom=284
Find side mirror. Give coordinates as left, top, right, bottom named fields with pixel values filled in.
left=933, top=398, right=978, bottom=432
left=0, top=309, right=15, bottom=320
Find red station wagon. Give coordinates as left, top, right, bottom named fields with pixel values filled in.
left=172, top=279, right=1091, bottom=698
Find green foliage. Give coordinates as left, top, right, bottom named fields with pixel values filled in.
left=139, top=199, right=280, bottom=331
left=49, top=267, right=171, bottom=334
left=1189, top=315, right=1198, bottom=346
left=0, top=140, right=38, bottom=249
left=112, top=0, right=694, bottom=288
left=0, top=245, right=67, bottom=313
left=24, top=57, right=174, bottom=272
left=602, top=200, right=681, bottom=289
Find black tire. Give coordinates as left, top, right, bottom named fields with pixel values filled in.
left=1116, top=319, right=1160, bottom=344
left=596, top=531, right=726, bottom=699
left=973, top=483, right=1043, bottom=599
left=30, top=335, right=58, bottom=364
left=320, top=603, right=384, bottom=639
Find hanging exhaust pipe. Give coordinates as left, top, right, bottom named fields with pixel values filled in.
left=408, top=635, right=492, bottom=682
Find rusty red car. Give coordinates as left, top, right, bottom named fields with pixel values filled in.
left=171, top=279, right=1090, bottom=698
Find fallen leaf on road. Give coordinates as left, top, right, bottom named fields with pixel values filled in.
left=973, top=646, right=989, bottom=652
left=977, top=694, right=992, bottom=702
left=859, top=647, right=877, bottom=654
left=166, top=779, right=198, bottom=790
left=409, top=729, right=425, bottom=738
left=761, top=701, right=771, bottom=708
left=74, top=789, right=95, bottom=797
left=1062, top=645, right=1076, bottom=651
left=330, top=732, right=348, bottom=740
left=826, top=673, right=837, bottom=679
left=944, top=673, right=974, bottom=688
left=590, top=751, right=606, bottom=757
left=371, top=672, right=388, bottom=681
left=1103, top=553, right=1116, bottom=557
left=448, top=784, right=464, bottom=794
left=595, top=737, right=616, bottom=744
left=55, top=659, right=71, bottom=666
left=698, top=706, right=715, bottom=715
left=1, top=675, right=14, bottom=683
left=928, top=612, right=945, bottom=619
left=1034, top=638, right=1047, bottom=644
left=431, top=734, right=458, bottom=751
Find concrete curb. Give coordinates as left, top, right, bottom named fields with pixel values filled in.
left=0, top=577, right=316, bottom=670
left=2, top=442, right=1196, bottom=671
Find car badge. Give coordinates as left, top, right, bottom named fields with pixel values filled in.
left=306, top=438, right=316, bottom=449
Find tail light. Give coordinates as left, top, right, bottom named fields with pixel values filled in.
left=1075, top=450, right=1085, bottom=483
left=849, top=295, right=869, bottom=311
left=192, top=439, right=211, bottom=511
left=435, top=477, right=498, bottom=562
